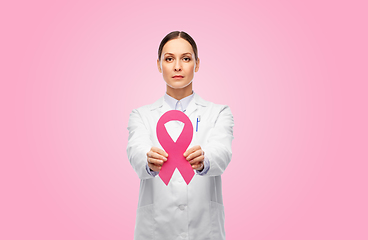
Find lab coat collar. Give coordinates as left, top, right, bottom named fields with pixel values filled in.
left=149, top=92, right=208, bottom=117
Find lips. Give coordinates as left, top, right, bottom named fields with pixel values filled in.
left=172, top=75, right=183, bottom=79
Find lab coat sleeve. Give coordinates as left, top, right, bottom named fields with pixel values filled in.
left=202, top=105, right=234, bottom=176
left=195, top=156, right=210, bottom=175
left=126, top=108, right=155, bottom=180
left=146, top=162, right=159, bottom=177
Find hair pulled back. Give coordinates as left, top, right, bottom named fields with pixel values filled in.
left=158, top=31, right=198, bottom=61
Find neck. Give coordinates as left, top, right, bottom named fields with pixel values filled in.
left=166, top=83, right=193, bottom=100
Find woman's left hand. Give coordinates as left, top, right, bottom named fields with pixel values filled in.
left=183, top=145, right=205, bottom=171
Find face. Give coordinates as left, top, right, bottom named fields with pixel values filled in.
left=157, top=38, right=200, bottom=90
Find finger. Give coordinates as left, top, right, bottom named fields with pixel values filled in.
left=147, top=151, right=167, bottom=161
left=148, top=163, right=161, bottom=172
left=192, top=162, right=204, bottom=170
left=183, top=145, right=201, bottom=157
left=147, top=157, right=164, bottom=166
left=186, top=149, right=203, bottom=161
left=151, top=147, right=168, bottom=158
left=189, top=155, right=205, bottom=165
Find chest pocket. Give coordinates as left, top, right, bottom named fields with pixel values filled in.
left=192, top=115, right=215, bottom=147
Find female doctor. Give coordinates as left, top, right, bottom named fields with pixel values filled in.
left=126, top=31, right=234, bottom=240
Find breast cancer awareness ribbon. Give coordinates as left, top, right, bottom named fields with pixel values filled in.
left=156, top=110, right=194, bottom=185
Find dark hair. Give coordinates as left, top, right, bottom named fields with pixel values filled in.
left=158, top=31, right=198, bottom=61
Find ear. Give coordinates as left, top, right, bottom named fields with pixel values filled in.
left=195, top=58, right=200, bottom=72
left=157, top=59, right=162, bottom=73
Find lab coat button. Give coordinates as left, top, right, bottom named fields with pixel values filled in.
left=179, top=204, right=186, bottom=210
left=180, top=232, right=187, bottom=238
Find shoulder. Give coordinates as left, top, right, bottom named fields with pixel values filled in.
left=196, top=95, right=234, bottom=129
left=130, top=96, right=164, bottom=115
left=195, top=94, right=232, bottom=115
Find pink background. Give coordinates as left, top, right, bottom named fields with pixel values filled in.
left=1, top=0, right=367, bottom=239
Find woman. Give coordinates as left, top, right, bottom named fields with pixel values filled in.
left=127, top=31, right=234, bottom=240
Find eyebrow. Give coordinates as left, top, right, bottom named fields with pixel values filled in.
left=164, top=52, right=192, bottom=56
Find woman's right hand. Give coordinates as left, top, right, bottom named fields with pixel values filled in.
left=147, top=147, right=168, bottom=172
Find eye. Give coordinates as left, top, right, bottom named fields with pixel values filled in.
left=165, top=57, right=173, bottom=62
left=183, top=57, right=191, bottom=61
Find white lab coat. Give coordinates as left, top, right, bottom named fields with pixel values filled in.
left=127, top=93, right=234, bottom=240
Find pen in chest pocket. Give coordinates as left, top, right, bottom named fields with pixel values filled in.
left=196, top=115, right=201, bottom=132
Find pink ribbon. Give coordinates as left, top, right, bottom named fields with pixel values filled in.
left=156, top=110, right=194, bottom=185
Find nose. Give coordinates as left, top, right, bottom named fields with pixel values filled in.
left=174, top=60, right=182, bottom=71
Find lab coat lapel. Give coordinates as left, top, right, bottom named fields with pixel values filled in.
left=184, top=99, right=198, bottom=118
left=159, top=100, right=172, bottom=115
left=185, top=93, right=208, bottom=118
left=149, top=96, right=171, bottom=116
